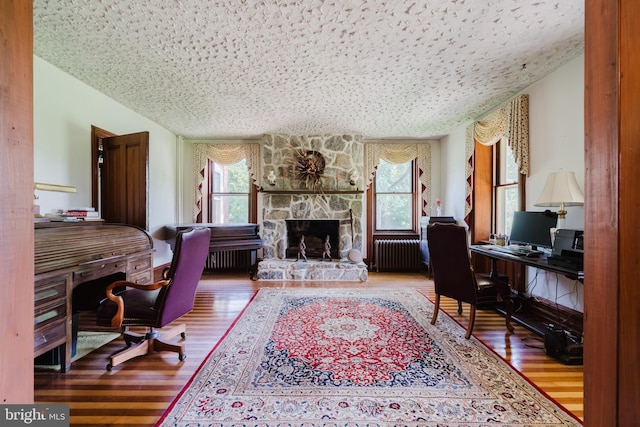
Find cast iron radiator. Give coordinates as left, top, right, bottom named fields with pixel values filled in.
left=205, top=251, right=251, bottom=271
left=374, top=239, right=421, bottom=272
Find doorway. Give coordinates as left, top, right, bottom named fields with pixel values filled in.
left=91, top=126, right=149, bottom=229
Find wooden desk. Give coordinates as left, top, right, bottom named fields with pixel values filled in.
left=470, top=244, right=584, bottom=282
left=470, top=244, right=584, bottom=337
left=34, top=222, right=154, bottom=372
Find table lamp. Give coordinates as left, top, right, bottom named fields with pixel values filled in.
left=534, top=171, right=584, bottom=230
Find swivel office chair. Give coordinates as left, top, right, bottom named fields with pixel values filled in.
left=96, top=227, right=211, bottom=370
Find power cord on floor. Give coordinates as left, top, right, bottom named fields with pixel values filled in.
left=521, top=333, right=545, bottom=349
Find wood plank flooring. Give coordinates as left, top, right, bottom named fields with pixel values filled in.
left=34, top=271, right=584, bottom=425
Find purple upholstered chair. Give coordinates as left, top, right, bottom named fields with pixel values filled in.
left=96, top=227, right=211, bottom=370
left=427, top=222, right=514, bottom=339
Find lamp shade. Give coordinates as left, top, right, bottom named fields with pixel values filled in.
left=534, top=171, right=584, bottom=207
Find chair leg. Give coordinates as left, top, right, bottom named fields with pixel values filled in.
left=158, top=323, right=186, bottom=341
left=153, top=338, right=186, bottom=356
left=430, top=294, right=441, bottom=325
left=153, top=323, right=187, bottom=358
left=503, top=297, right=515, bottom=333
left=457, top=300, right=463, bottom=315
left=465, top=304, right=477, bottom=339
left=106, top=324, right=188, bottom=370
left=108, top=340, right=153, bottom=370
left=122, top=330, right=146, bottom=347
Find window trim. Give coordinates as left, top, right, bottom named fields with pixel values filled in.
left=492, top=140, right=526, bottom=236
left=370, top=159, right=419, bottom=236
left=197, top=159, right=258, bottom=224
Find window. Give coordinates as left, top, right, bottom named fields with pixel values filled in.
left=207, top=159, right=251, bottom=224
left=494, top=141, right=521, bottom=236
left=373, top=159, right=416, bottom=231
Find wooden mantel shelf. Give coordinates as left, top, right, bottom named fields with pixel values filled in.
left=260, top=190, right=364, bottom=195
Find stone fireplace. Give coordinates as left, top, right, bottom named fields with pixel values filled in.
left=257, top=134, right=367, bottom=281
left=260, top=193, right=362, bottom=260
left=258, top=193, right=367, bottom=281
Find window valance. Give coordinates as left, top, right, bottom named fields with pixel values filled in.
left=192, top=143, right=261, bottom=221
left=464, top=94, right=529, bottom=220
left=365, top=142, right=432, bottom=216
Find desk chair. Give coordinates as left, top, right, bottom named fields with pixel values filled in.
left=96, top=227, right=211, bottom=370
left=427, top=222, right=514, bottom=339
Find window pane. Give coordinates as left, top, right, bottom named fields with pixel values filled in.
left=376, top=194, right=412, bottom=229
left=211, top=195, right=249, bottom=224
left=215, top=159, right=249, bottom=193
left=210, top=159, right=250, bottom=224
left=500, top=142, right=519, bottom=184
left=496, top=185, right=519, bottom=235
left=375, top=159, right=412, bottom=192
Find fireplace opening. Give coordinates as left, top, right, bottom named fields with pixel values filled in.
left=286, top=219, right=340, bottom=259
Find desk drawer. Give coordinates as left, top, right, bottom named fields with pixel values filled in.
left=127, top=253, right=153, bottom=284
left=35, top=275, right=68, bottom=307
left=34, top=319, right=67, bottom=356
left=34, top=296, right=67, bottom=329
left=74, top=259, right=126, bottom=285
left=128, top=254, right=152, bottom=273
left=128, top=269, right=153, bottom=284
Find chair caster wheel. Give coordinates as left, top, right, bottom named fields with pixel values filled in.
left=180, top=332, right=186, bottom=339
left=179, top=353, right=186, bottom=361
left=106, top=363, right=113, bottom=371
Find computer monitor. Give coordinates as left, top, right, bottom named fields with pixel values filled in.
left=508, top=210, right=558, bottom=250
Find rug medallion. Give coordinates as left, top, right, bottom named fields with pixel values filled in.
left=158, top=288, right=581, bottom=426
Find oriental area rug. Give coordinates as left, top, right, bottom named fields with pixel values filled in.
left=157, top=288, right=581, bottom=426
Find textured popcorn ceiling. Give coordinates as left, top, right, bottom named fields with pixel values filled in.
left=33, top=0, right=584, bottom=139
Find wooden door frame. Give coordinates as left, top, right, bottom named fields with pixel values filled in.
left=91, top=125, right=116, bottom=212
left=584, top=0, right=640, bottom=424
left=0, top=0, right=34, bottom=403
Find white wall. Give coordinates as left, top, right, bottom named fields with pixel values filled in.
left=441, top=54, right=585, bottom=312
left=34, top=56, right=178, bottom=265
left=439, top=126, right=468, bottom=222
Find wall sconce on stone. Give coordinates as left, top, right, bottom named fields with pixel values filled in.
left=267, top=170, right=277, bottom=186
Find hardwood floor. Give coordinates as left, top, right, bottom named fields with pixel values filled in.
left=34, top=271, right=584, bottom=425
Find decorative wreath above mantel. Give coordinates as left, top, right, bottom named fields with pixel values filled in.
left=291, top=148, right=325, bottom=190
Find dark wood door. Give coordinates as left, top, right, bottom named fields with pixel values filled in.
left=92, top=127, right=148, bottom=229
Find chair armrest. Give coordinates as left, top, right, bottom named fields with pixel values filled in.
left=105, top=279, right=171, bottom=328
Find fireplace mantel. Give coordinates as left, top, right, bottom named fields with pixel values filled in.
left=260, top=190, right=364, bottom=195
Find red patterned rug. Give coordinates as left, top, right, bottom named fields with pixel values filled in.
left=157, top=288, right=581, bottom=426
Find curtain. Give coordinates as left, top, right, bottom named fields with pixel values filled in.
left=365, top=142, right=432, bottom=216
left=464, top=93, right=529, bottom=222
left=192, top=143, right=261, bottom=222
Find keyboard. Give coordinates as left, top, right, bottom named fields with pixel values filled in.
left=489, top=245, right=542, bottom=257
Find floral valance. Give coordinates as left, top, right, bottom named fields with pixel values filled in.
left=192, top=143, right=262, bottom=221
left=464, top=94, right=529, bottom=220
left=365, top=142, right=432, bottom=216
left=468, top=93, right=529, bottom=173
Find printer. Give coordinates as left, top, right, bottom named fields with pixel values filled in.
left=548, top=229, right=584, bottom=271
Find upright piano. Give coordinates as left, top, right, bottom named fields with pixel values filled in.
left=165, top=223, right=262, bottom=279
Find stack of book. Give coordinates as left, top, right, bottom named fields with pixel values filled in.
left=65, top=208, right=102, bottom=221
